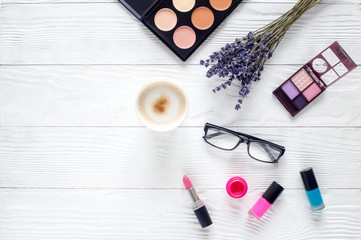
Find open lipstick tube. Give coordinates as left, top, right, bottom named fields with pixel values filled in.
left=183, top=175, right=212, bottom=228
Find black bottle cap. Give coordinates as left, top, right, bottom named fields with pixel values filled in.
left=262, top=181, right=284, bottom=204
left=300, top=167, right=319, bottom=191
left=194, top=205, right=212, bottom=228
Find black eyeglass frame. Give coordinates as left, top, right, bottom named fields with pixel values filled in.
left=202, top=122, right=286, bottom=163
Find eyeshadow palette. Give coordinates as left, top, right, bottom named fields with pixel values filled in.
left=273, top=41, right=357, bottom=117
left=118, top=0, right=243, bottom=61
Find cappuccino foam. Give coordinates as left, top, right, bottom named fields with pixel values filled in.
left=137, top=81, right=187, bottom=126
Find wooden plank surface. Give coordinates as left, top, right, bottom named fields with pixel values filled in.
left=3, top=0, right=361, bottom=3
left=1, top=2, right=360, bottom=65
left=0, top=0, right=360, bottom=239
left=1, top=65, right=360, bottom=127
left=1, top=189, right=360, bottom=239
left=1, top=127, right=360, bottom=189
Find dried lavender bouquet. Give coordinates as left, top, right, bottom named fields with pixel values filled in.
left=201, top=0, right=322, bottom=110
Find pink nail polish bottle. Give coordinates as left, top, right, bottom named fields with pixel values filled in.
left=249, top=181, right=284, bottom=218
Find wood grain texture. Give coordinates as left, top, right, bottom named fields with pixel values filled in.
left=1, top=127, right=360, bottom=189
left=1, top=189, right=360, bottom=240
left=2, top=0, right=361, bottom=3
left=1, top=1, right=361, bottom=239
left=1, top=65, right=360, bottom=127
left=1, top=2, right=360, bottom=65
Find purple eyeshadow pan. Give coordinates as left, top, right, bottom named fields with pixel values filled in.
left=293, top=94, right=308, bottom=110
left=281, top=80, right=300, bottom=100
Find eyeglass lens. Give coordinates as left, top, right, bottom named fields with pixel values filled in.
left=204, top=128, right=240, bottom=150
left=248, top=141, right=282, bottom=162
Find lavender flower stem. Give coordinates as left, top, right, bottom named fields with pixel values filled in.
left=201, top=0, right=322, bottom=110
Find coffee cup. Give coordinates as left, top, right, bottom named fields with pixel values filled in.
left=136, top=80, right=188, bottom=132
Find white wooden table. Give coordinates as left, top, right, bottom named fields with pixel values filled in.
left=1, top=0, right=361, bottom=239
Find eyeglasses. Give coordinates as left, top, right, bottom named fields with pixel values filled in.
left=202, top=123, right=285, bottom=163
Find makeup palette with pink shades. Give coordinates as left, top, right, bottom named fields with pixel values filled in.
left=273, top=41, right=357, bottom=117
left=118, top=0, right=243, bottom=61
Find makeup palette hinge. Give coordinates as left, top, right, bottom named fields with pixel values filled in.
left=306, top=66, right=326, bottom=89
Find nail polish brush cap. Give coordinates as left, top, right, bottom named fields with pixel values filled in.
left=300, top=167, right=319, bottom=191
left=262, top=181, right=284, bottom=204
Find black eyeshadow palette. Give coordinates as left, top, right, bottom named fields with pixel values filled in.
left=118, top=0, right=243, bottom=61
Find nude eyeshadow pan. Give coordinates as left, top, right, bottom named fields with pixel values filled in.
left=118, top=0, right=243, bottom=61
left=154, top=8, right=177, bottom=31
left=173, top=0, right=195, bottom=12
left=191, top=7, right=214, bottom=30
left=173, top=26, right=196, bottom=49
left=210, top=0, right=232, bottom=11
left=273, top=41, right=357, bottom=117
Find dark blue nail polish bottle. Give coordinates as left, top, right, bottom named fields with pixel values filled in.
left=300, top=167, right=325, bottom=211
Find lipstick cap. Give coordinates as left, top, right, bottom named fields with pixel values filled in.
left=300, top=167, right=319, bottom=191
left=262, top=181, right=284, bottom=204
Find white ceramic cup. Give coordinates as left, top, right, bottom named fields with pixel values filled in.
left=136, top=80, right=188, bottom=132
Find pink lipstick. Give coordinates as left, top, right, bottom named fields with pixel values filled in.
left=183, top=175, right=212, bottom=228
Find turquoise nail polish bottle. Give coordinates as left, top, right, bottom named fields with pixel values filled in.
left=300, top=167, right=325, bottom=211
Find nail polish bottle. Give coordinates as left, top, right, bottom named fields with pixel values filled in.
left=300, top=167, right=325, bottom=211
left=249, top=181, right=284, bottom=218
